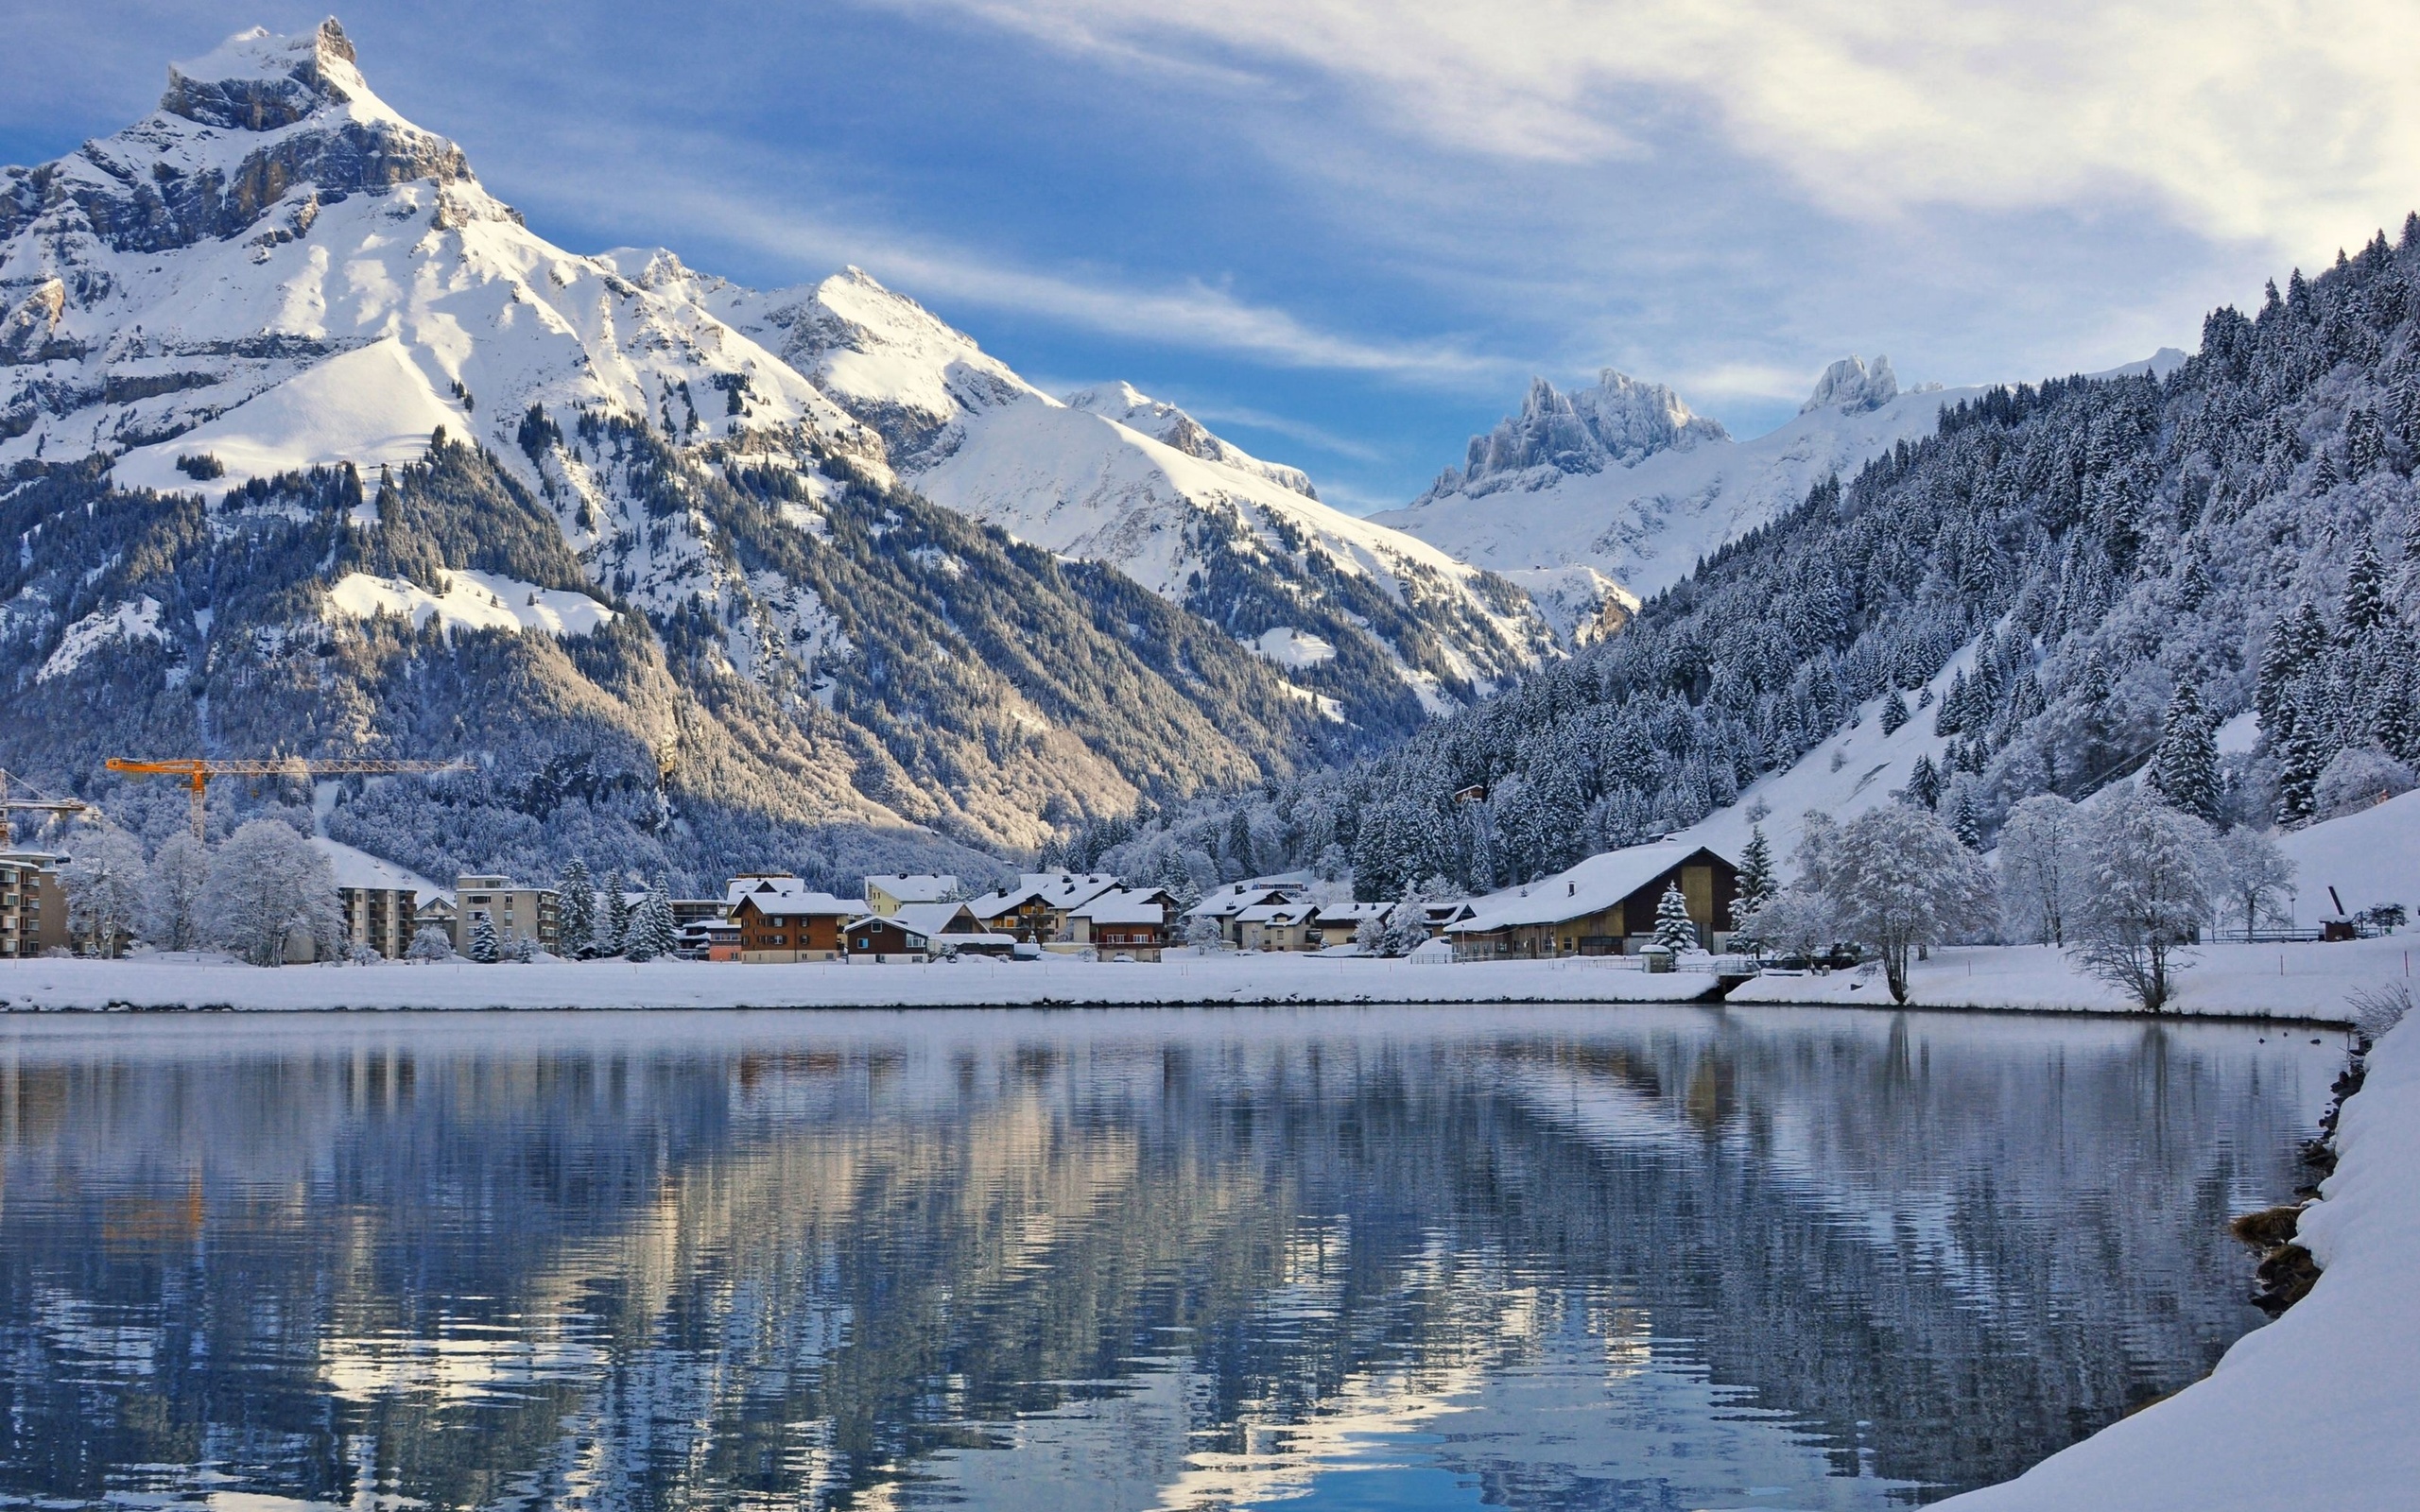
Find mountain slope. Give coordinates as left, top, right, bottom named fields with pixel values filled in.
left=671, top=260, right=1555, bottom=731
left=0, top=20, right=1361, bottom=882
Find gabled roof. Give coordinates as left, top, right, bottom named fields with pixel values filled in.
left=1448, top=840, right=1734, bottom=934
left=1073, top=890, right=1167, bottom=927
left=891, top=902, right=980, bottom=936
left=967, top=871, right=1121, bottom=917
left=1316, top=902, right=1390, bottom=924
left=1235, top=901, right=1316, bottom=925
left=729, top=876, right=864, bottom=919
left=865, top=873, right=959, bottom=902
left=1185, top=883, right=1303, bottom=919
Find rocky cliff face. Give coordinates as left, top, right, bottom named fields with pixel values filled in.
left=1436, top=369, right=1730, bottom=498
left=1801, top=354, right=1899, bottom=415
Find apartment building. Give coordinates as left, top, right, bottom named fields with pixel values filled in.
left=0, top=852, right=66, bottom=958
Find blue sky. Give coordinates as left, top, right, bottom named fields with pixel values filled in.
left=9, top=2, right=2417, bottom=511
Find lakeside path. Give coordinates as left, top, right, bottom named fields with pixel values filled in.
left=1729, top=936, right=2413, bottom=1022
left=1936, top=1006, right=2420, bottom=1512
left=0, top=954, right=1721, bottom=1012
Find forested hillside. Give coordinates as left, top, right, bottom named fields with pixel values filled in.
left=1061, top=222, right=2420, bottom=902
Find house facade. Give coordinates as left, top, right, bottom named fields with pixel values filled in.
left=865, top=875, right=961, bottom=916
left=0, top=852, right=66, bottom=958
left=455, top=874, right=561, bottom=955
left=728, top=877, right=862, bottom=962
left=965, top=873, right=1121, bottom=943
left=1447, top=841, right=1739, bottom=959
left=1067, top=888, right=1176, bottom=959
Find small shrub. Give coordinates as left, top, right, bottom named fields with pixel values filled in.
left=175, top=452, right=225, bottom=480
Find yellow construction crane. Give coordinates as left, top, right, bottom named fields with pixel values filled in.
left=105, top=757, right=471, bottom=840
left=0, top=768, right=98, bottom=844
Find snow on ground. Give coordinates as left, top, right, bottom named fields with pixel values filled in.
left=323, top=569, right=615, bottom=638
left=2279, top=786, right=2420, bottom=921
left=1937, top=1009, right=2420, bottom=1511
left=310, top=836, right=445, bottom=900
left=34, top=595, right=164, bottom=681
left=111, top=339, right=466, bottom=497
left=1248, top=627, right=1337, bottom=668
left=1730, top=936, right=2408, bottom=1022
left=0, top=955, right=1719, bottom=1013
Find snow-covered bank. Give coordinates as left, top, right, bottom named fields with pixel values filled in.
left=1728, top=937, right=2411, bottom=1023
left=1938, top=1013, right=2420, bottom=1511
left=0, top=955, right=1718, bottom=1013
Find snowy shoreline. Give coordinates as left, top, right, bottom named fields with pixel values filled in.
left=1935, top=1007, right=2420, bottom=1510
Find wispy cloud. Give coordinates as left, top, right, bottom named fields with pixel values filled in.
left=878, top=0, right=2420, bottom=258
left=562, top=162, right=1514, bottom=384
left=1174, top=400, right=1390, bottom=462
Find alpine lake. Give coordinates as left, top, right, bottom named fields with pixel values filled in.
left=0, top=1004, right=2338, bottom=1510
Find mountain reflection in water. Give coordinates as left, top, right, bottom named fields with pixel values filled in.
left=0, top=1005, right=2333, bottom=1510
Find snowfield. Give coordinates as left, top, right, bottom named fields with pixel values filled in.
left=1937, top=1010, right=2420, bottom=1511
left=1729, top=937, right=2402, bottom=1022
left=323, top=568, right=616, bottom=639
left=0, top=954, right=1719, bottom=1013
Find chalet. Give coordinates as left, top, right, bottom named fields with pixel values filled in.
left=727, top=876, right=863, bottom=962
left=865, top=874, right=961, bottom=916
left=1066, top=888, right=1177, bottom=959
left=678, top=918, right=742, bottom=961
left=1313, top=901, right=1389, bottom=949
left=1184, top=875, right=1312, bottom=947
left=1236, top=900, right=1319, bottom=952
left=839, top=903, right=1013, bottom=962
left=964, top=872, right=1121, bottom=943
left=1446, top=840, right=1739, bottom=960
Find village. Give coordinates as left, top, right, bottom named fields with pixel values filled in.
left=1, top=834, right=1746, bottom=969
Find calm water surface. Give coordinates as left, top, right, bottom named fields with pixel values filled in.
left=0, top=1005, right=2337, bottom=1511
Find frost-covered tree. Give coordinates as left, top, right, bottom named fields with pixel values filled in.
left=2070, top=786, right=2221, bottom=1012
left=508, top=931, right=538, bottom=963
left=1948, top=786, right=1984, bottom=850
left=556, top=857, right=595, bottom=956
left=2314, top=745, right=2417, bottom=819
left=1824, top=804, right=1997, bottom=1003
left=2145, top=684, right=2221, bottom=822
left=406, top=925, right=455, bottom=961
left=597, top=884, right=632, bottom=956
left=465, top=911, right=501, bottom=964
left=141, top=833, right=213, bottom=953
left=626, top=882, right=678, bottom=960
left=60, top=829, right=146, bottom=958
left=1997, top=794, right=2083, bottom=946
left=1735, top=824, right=1776, bottom=918
left=1880, top=690, right=1910, bottom=735
left=2214, top=827, right=2297, bottom=940
left=1904, top=754, right=1943, bottom=811
left=205, top=819, right=341, bottom=967
left=1739, top=888, right=1836, bottom=962
left=1651, top=883, right=1699, bottom=952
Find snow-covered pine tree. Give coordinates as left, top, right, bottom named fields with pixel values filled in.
left=1906, top=754, right=1943, bottom=810
left=1651, top=883, right=1698, bottom=953
left=1880, top=691, right=1910, bottom=735
left=556, top=857, right=595, bottom=956
left=597, top=884, right=632, bottom=955
left=2146, top=683, right=2221, bottom=822
left=625, top=882, right=678, bottom=961
left=1950, top=787, right=1984, bottom=850
left=1736, top=825, right=1776, bottom=917
left=466, top=912, right=500, bottom=964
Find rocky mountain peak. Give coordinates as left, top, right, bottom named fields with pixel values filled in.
left=1061, top=383, right=1318, bottom=499
left=1442, top=369, right=1728, bottom=494
left=161, top=19, right=370, bottom=131
left=1801, top=353, right=1898, bottom=415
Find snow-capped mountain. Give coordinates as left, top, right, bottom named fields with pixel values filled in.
left=665, top=258, right=1554, bottom=724
left=4, top=20, right=1488, bottom=882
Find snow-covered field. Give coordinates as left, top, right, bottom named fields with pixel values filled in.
left=1938, top=1009, right=2420, bottom=1511
left=0, top=954, right=1719, bottom=1013
left=1730, top=936, right=2408, bottom=1023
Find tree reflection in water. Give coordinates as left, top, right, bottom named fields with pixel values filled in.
left=0, top=1005, right=2333, bottom=1510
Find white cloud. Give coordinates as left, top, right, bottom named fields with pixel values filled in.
left=879, top=0, right=2420, bottom=256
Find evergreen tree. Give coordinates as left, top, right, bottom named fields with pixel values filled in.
left=466, top=911, right=500, bottom=964
left=626, top=881, right=678, bottom=961
left=1950, top=787, right=1984, bottom=850
left=1736, top=825, right=1776, bottom=917
left=1906, top=753, right=1943, bottom=810
left=597, top=883, right=633, bottom=955
left=2146, top=683, right=2221, bottom=822
left=1651, top=883, right=1699, bottom=953
left=1880, top=690, right=1910, bottom=735
left=556, top=857, right=595, bottom=957
left=2277, top=716, right=2324, bottom=825
left=2340, top=543, right=2391, bottom=641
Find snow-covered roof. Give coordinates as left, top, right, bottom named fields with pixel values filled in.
left=866, top=874, right=959, bottom=903
left=1073, top=891, right=1167, bottom=927
left=890, top=902, right=979, bottom=936
left=1317, top=902, right=1390, bottom=924
left=728, top=876, right=863, bottom=919
left=967, top=872, right=1121, bottom=917
left=1186, top=883, right=1304, bottom=919
left=1448, top=840, right=1731, bottom=934
left=1235, top=902, right=1315, bottom=925
left=313, top=837, right=442, bottom=900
